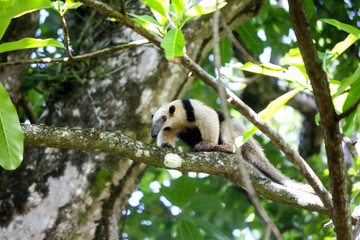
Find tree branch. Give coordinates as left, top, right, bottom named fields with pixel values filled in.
left=336, top=97, right=360, bottom=121
left=22, top=123, right=330, bottom=215
left=288, top=0, right=352, bottom=239
left=60, top=15, right=73, bottom=58
left=0, top=39, right=150, bottom=68
left=181, top=55, right=333, bottom=209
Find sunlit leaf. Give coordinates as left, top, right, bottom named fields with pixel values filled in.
left=242, top=88, right=303, bottom=144
left=330, top=34, right=358, bottom=60
left=0, top=0, right=53, bottom=39
left=234, top=62, right=307, bottom=87
left=281, top=48, right=308, bottom=79
left=333, top=92, right=348, bottom=113
left=172, top=0, right=188, bottom=15
left=185, top=2, right=227, bottom=17
left=141, top=0, right=169, bottom=25
left=333, top=68, right=360, bottom=98
left=0, top=82, right=24, bottom=170
left=322, top=19, right=360, bottom=38
left=0, top=38, right=64, bottom=54
left=129, top=14, right=163, bottom=35
left=61, top=0, right=83, bottom=16
left=161, top=28, right=185, bottom=60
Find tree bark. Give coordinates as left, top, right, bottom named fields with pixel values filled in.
left=288, top=0, right=352, bottom=239
left=0, top=1, right=265, bottom=239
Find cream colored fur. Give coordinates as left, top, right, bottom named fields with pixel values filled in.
left=151, top=99, right=315, bottom=194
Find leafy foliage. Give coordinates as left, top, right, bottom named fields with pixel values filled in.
left=0, top=0, right=360, bottom=239
left=0, top=83, right=24, bottom=170
left=133, top=0, right=227, bottom=60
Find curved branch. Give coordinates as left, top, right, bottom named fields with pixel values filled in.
left=181, top=55, right=333, bottom=209
left=22, top=124, right=330, bottom=215
left=0, top=39, right=150, bottom=69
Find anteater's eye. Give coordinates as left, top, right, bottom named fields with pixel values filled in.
left=162, top=116, right=167, bottom=121
left=151, top=114, right=154, bottom=119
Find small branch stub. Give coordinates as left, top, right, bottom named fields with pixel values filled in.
left=164, top=153, right=182, bottom=168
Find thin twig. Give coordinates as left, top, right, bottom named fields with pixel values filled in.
left=60, top=15, right=73, bottom=58
left=213, top=3, right=282, bottom=240
left=0, top=39, right=150, bottom=68
left=342, top=134, right=358, bottom=162
left=220, top=14, right=259, bottom=64
left=337, top=97, right=360, bottom=121
left=119, top=206, right=129, bottom=240
left=20, top=93, right=38, bottom=124
left=119, top=0, right=126, bottom=15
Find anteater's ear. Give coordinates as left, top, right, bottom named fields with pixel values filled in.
left=151, top=114, right=154, bottom=119
left=169, top=105, right=176, bottom=115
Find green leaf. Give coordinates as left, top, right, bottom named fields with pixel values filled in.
left=188, top=194, right=223, bottom=212
left=342, top=78, right=360, bottom=136
left=161, top=176, right=197, bottom=207
left=281, top=48, right=308, bottom=79
left=151, top=0, right=169, bottom=25
left=161, top=28, right=185, bottom=60
left=176, top=219, right=203, bottom=240
left=329, top=34, right=358, bottom=60
left=61, top=0, right=83, bottom=16
left=0, top=82, right=24, bottom=170
left=219, top=37, right=233, bottom=65
left=185, top=2, right=227, bottom=17
left=321, top=19, right=360, bottom=38
left=0, top=38, right=64, bottom=54
left=194, top=218, right=232, bottom=240
left=304, top=0, right=315, bottom=19
left=333, top=68, right=360, bottom=98
left=141, top=0, right=169, bottom=25
left=235, top=62, right=307, bottom=87
left=129, top=13, right=163, bottom=35
left=242, top=88, right=303, bottom=144
left=0, top=0, right=53, bottom=40
left=235, top=22, right=264, bottom=56
left=172, top=0, right=188, bottom=15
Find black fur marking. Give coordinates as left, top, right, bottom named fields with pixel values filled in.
left=215, top=109, right=225, bottom=122
left=182, top=100, right=195, bottom=122
left=169, top=105, right=176, bottom=115
left=215, top=109, right=225, bottom=145
left=177, top=127, right=202, bottom=149
left=161, top=143, right=174, bottom=149
left=163, top=127, right=171, bottom=131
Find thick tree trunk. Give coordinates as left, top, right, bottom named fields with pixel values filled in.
left=0, top=1, right=265, bottom=239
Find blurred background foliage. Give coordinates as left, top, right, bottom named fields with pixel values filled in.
left=17, top=0, right=360, bottom=239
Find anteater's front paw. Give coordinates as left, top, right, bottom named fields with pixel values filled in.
left=193, top=142, right=215, bottom=152
left=161, top=143, right=174, bottom=149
